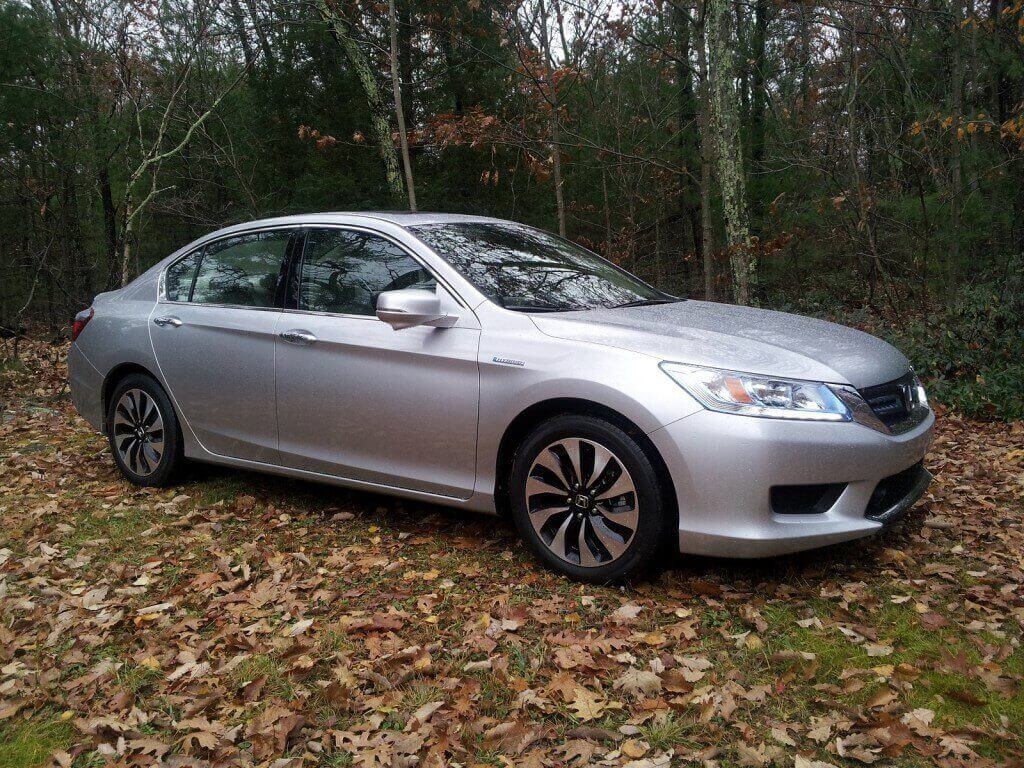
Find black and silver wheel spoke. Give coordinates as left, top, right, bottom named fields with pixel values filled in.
left=525, top=437, right=638, bottom=568
left=114, top=388, right=164, bottom=478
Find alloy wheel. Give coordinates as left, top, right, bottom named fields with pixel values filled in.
left=113, top=388, right=165, bottom=476
left=524, top=438, right=639, bottom=566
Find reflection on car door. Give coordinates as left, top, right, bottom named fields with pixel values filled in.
left=275, top=227, right=481, bottom=498
left=150, top=229, right=294, bottom=463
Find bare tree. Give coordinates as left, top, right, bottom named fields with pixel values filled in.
left=119, top=67, right=243, bottom=285
left=389, top=0, right=417, bottom=211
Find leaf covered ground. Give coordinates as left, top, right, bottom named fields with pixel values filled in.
left=1, top=340, right=1022, bottom=768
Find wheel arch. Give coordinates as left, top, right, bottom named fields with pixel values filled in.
left=100, top=363, right=162, bottom=428
left=494, top=397, right=679, bottom=526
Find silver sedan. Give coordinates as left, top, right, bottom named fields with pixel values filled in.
left=68, top=213, right=934, bottom=582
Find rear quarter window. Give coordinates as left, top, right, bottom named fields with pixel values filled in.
left=164, top=251, right=201, bottom=302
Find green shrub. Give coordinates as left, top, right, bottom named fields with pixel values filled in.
left=881, top=277, right=1024, bottom=420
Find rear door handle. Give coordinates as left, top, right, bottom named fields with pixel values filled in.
left=153, top=316, right=182, bottom=328
left=280, top=329, right=317, bottom=345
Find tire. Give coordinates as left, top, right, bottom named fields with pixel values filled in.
left=105, top=373, right=183, bottom=487
left=509, top=414, right=668, bottom=583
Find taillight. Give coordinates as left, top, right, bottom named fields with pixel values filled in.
left=71, top=307, right=94, bottom=342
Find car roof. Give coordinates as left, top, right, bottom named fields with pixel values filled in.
left=231, top=211, right=510, bottom=230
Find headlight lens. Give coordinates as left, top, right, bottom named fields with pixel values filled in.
left=660, top=363, right=852, bottom=421
left=913, top=375, right=928, bottom=407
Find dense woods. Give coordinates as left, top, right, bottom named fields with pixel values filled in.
left=1, top=0, right=1022, bottom=416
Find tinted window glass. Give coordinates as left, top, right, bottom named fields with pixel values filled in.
left=191, top=231, right=290, bottom=307
left=165, top=251, right=201, bottom=302
left=410, top=222, right=670, bottom=311
left=299, top=229, right=435, bottom=315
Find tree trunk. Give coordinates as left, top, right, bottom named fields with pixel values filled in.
left=398, top=0, right=414, bottom=125
left=317, top=0, right=405, bottom=203
left=706, top=0, right=753, bottom=304
left=99, top=164, right=118, bottom=280
left=948, top=0, right=964, bottom=293
left=538, top=0, right=567, bottom=237
left=229, top=0, right=256, bottom=72
left=120, top=197, right=135, bottom=287
left=674, top=1, right=701, bottom=294
left=389, top=0, right=416, bottom=211
left=696, top=13, right=718, bottom=301
left=749, top=0, right=769, bottom=182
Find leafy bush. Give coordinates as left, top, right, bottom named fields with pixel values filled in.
left=881, top=275, right=1024, bottom=421
left=772, top=260, right=1024, bottom=421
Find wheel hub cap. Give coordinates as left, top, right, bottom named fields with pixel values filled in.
left=113, top=389, right=165, bottom=477
left=525, top=438, right=639, bottom=567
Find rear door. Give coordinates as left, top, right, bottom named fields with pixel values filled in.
left=274, top=226, right=481, bottom=498
left=150, top=228, right=296, bottom=463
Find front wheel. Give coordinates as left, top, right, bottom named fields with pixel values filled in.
left=509, top=415, right=668, bottom=583
left=106, top=373, right=183, bottom=487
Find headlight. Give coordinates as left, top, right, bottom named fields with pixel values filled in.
left=912, top=374, right=928, bottom=407
left=660, top=363, right=852, bottom=421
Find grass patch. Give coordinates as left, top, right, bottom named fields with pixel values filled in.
left=228, top=654, right=296, bottom=700
left=317, top=753, right=354, bottom=767
left=639, top=712, right=694, bottom=751
left=62, top=505, right=156, bottom=564
left=755, top=600, right=1024, bottom=745
left=116, top=661, right=164, bottom=694
left=0, top=714, right=76, bottom=768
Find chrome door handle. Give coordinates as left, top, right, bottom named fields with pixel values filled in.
left=153, top=316, right=182, bottom=328
left=279, top=329, right=317, bottom=345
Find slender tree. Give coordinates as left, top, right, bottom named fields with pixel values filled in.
left=316, top=0, right=405, bottom=203
left=705, top=0, right=753, bottom=304
left=389, top=0, right=417, bottom=211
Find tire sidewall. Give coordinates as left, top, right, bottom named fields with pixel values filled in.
left=509, top=415, right=666, bottom=583
left=106, top=373, right=182, bottom=487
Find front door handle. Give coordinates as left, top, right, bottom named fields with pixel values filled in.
left=153, top=316, right=182, bottom=328
left=280, top=329, right=317, bottom=345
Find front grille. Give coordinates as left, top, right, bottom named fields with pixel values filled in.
left=865, top=461, right=930, bottom=523
left=858, top=371, right=916, bottom=428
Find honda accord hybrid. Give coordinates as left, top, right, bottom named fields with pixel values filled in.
left=68, top=213, right=934, bottom=581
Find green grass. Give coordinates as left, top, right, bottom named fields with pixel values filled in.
left=753, top=601, right=1024, bottom=751
left=0, top=714, right=76, bottom=768
left=62, top=505, right=155, bottom=564
left=228, top=654, right=296, bottom=700
left=639, top=712, right=694, bottom=751
left=317, top=753, right=354, bottom=767
left=116, top=660, right=164, bottom=694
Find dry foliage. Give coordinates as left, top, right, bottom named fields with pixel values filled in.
left=1, top=340, right=1022, bottom=767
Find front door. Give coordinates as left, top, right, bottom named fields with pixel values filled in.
left=150, top=229, right=294, bottom=463
left=275, top=227, right=481, bottom=498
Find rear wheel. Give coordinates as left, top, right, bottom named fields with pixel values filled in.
left=106, top=373, right=183, bottom=487
left=509, top=415, right=667, bottom=583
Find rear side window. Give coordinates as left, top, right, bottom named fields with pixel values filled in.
left=190, top=231, right=291, bottom=308
left=164, top=251, right=201, bottom=302
left=298, top=228, right=435, bottom=316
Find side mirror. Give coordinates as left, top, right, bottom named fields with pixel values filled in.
left=376, top=289, right=457, bottom=330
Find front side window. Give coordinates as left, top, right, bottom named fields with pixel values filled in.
left=164, top=250, right=202, bottom=302
left=410, top=222, right=673, bottom=312
left=190, top=230, right=291, bottom=308
left=298, top=228, right=436, bottom=316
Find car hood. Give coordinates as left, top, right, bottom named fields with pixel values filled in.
left=530, top=300, right=910, bottom=389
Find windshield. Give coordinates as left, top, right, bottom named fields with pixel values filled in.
left=409, top=222, right=675, bottom=312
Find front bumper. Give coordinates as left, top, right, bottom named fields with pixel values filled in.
left=648, top=408, right=935, bottom=558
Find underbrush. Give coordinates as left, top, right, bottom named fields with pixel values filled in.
left=774, top=265, right=1024, bottom=421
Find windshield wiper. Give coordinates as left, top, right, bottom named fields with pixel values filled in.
left=503, top=304, right=575, bottom=313
left=611, top=298, right=679, bottom=309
